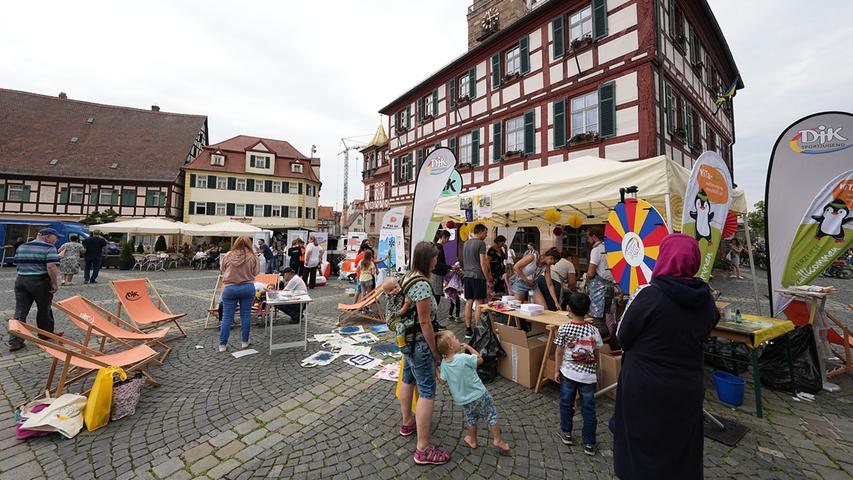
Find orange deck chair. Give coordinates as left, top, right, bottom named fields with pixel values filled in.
left=7, top=320, right=160, bottom=399
left=204, top=273, right=280, bottom=329
left=337, top=287, right=385, bottom=326
left=55, top=295, right=172, bottom=364
left=111, top=278, right=187, bottom=338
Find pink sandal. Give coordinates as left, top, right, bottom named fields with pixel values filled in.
left=399, top=421, right=416, bottom=437
left=413, top=444, right=451, bottom=465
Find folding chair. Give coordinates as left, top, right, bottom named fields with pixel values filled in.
left=7, top=320, right=160, bottom=400
left=111, top=278, right=187, bottom=338
left=55, top=295, right=172, bottom=364
left=337, top=288, right=385, bottom=325
left=825, top=304, right=853, bottom=378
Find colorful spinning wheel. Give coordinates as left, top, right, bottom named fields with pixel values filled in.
left=604, top=198, right=669, bottom=294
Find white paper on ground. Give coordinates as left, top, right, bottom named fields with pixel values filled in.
left=351, top=332, right=380, bottom=344
left=344, top=354, right=381, bottom=370
left=232, top=349, right=259, bottom=358
left=313, top=333, right=343, bottom=342
left=372, top=364, right=399, bottom=381
left=339, top=344, right=371, bottom=356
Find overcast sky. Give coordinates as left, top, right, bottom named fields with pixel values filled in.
left=2, top=0, right=851, bottom=211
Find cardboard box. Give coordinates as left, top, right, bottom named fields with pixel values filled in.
left=597, top=345, right=623, bottom=400
left=495, top=323, right=547, bottom=388
left=520, top=304, right=544, bottom=316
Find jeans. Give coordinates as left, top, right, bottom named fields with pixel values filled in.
left=276, top=303, right=303, bottom=323
left=84, top=256, right=103, bottom=282
left=401, top=339, right=436, bottom=399
left=220, top=283, right=255, bottom=345
left=11, top=276, right=55, bottom=343
left=559, top=374, right=597, bottom=445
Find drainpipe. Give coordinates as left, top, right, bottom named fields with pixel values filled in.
left=653, top=0, right=666, bottom=156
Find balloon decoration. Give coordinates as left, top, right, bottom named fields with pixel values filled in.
left=445, top=220, right=456, bottom=229
left=722, top=212, right=738, bottom=240
left=459, top=224, right=470, bottom=241
left=553, top=226, right=564, bottom=237
left=543, top=209, right=561, bottom=223
left=604, top=198, right=669, bottom=294
left=567, top=214, right=584, bottom=229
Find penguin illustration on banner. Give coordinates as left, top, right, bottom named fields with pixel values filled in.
left=811, top=198, right=851, bottom=242
left=689, top=190, right=715, bottom=244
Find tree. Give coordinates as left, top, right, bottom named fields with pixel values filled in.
left=747, top=201, right=766, bottom=240
left=120, top=241, right=134, bottom=262
left=154, top=235, right=167, bottom=252
left=81, top=208, right=119, bottom=226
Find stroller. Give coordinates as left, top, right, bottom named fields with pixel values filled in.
left=469, top=311, right=506, bottom=383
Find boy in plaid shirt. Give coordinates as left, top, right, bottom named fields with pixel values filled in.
left=554, top=292, right=602, bottom=456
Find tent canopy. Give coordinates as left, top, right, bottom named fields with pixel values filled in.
left=181, top=220, right=264, bottom=237
left=432, top=155, right=747, bottom=229
left=96, top=218, right=192, bottom=235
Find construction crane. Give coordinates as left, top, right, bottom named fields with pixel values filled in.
left=338, top=135, right=371, bottom=207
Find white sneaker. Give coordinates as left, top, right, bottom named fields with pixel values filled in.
left=218, top=345, right=227, bottom=352
left=241, top=341, right=250, bottom=349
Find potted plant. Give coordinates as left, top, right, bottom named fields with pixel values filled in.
left=568, top=132, right=600, bottom=145
left=504, top=149, right=524, bottom=159
left=674, top=33, right=687, bottom=51
left=674, top=128, right=687, bottom=143
left=504, top=71, right=521, bottom=82
left=457, top=162, right=473, bottom=170
left=570, top=33, right=593, bottom=50
left=119, top=242, right=134, bottom=270
left=136, top=243, right=144, bottom=254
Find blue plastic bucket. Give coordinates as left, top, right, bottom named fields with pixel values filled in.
left=713, top=371, right=746, bottom=406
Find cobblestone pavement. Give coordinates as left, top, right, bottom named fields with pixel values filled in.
left=0, top=266, right=850, bottom=479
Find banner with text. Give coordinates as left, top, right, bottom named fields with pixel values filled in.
left=410, top=147, right=457, bottom=260
left=378, top=207, right=406, bottom=271
left=681, top=151, right=733, bottom=281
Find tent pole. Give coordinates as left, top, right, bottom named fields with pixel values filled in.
left=664, top=193, right=673, bottom=231
left=742, top=212, right=762, bottom=316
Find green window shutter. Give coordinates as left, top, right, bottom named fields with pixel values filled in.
left=406, top=106, right=411, bottom=128
left=668, top=0, right=675, bottom=36
left=246, top=178, right=255, bottom=191
left=59, top=188, right=69, bottom=203
left=90, top=188, right=99, bottom=204
left=265, top=180, right=273, bottom=192
left=665, top=83, right=674, bottom=134
left=468, top=67, right=476, bottom=99
left=298, top=183, right=303, bottom=195
left=22, top=185, right=31, bottom=202
left=207, top=175, right=215, bottom=189
left=688, top=25, right=697, bottom=64
left=471, top=129, right=480, bottom=165
left=159, top=192, right=166, bottom=207
left=189, top=201, right=195, bottom=213
left=491, top=53, right=501, bottom=89
left=685, top=104, right=693, bottom=148
left=449, top=79, right=456, bottom=107
left=227, top=177, right=236, bottom=190
left=432, top=89, right=438, bottom=116
left=0, top=184, right=5, bottom=200
left=598, top=81, right=616, bottom=139
left=145, top=191, right=155, bottom=206
left=283, top=182, right=290, bottom=194
left=523, top=110, right=536, bottom=154
left=407, top=153, right=414, bottom=180
left=417, top=148, right=424, bottom=169
left=552, top=17, right=565, bottom=59
left=280, top=206, right=286, bottom=217
left=226, top=203, right=235, bottom=216
left=123, top=189, right=135, bottom=206
left=592, top=0, right=608, bottom=40
left=264, top=205, right=272, bottom=217
left=553, top=99, right=566, bottom=148
left=110, top=190, right=118, bottom=205
left=493, top=122, right=502, bottom=161
left=298, top=206, right=303, bottom=218
left=246, top=204, right=254, bottom=216
left=393, top=158, right=400, bottom=183
left=449, top=136, right=457, bottom=157
left=189, top=174, right=196, bottom=188
left=520, top=36, right=530, bottom=74
left=206, top=202, right=215, bottom=215
left=417, top=96, right=424, bottom=122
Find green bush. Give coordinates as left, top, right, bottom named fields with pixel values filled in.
left=136, top=243, right=144, bottom=253
left=154, top=235, right=167, bottom=252
left=220, top=241, right=231, bottom=253
left=120, top=242, right=134, bottom=262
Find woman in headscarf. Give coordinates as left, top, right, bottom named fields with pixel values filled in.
left=613, top=234, right=719, bottom=480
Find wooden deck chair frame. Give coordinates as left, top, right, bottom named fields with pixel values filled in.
left=824, top=305, right=853, bottom=379
left=204, top=274, right=281, bottom=329
left=338, top=287, right=385, bottom=326
left=54, top=295, right=172, bottom=364
left=110, top=278, right=187, bottom=338
left=7, top=320, right=160, bottom=401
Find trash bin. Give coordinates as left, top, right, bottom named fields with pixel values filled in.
left=713, top=371, right=746, bottom=406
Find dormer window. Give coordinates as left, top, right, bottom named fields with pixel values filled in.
left=249, top=154, right=271, bottom=169
left=211, top=154, right=225, bottom=166
left=292, top=163, right=303, bottom=173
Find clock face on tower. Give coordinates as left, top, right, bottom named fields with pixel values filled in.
left=481, top=7, right=499, bottom=33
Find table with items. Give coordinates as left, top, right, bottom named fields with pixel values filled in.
left=265, top=291, right=312, bottom=354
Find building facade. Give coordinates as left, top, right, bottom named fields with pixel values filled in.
left=376, top=0, right=741, bottom=249
left=318, top=206, right=342, bottom=237
left=341, top=200, right=365, bottom=237
left=0, top=89, right=207, bottom=223
left=360, top=125, right=391, bottom=245
left=182, top=136, right=321, bottom=231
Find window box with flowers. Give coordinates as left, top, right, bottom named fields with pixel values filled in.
left=673, top=34, right=687, bottom=52
left=568, top=132, right=600, bottom=146
left=397, top=124, right=409, bottom=134
left=674, top=128, right=687, bottom=144
left=570, top=34, right=594, bottom=51
left=504, top=71, right=521, bottom=83
left=457, top=162, right=474, bottom=170
left=691, top=60, right=704, bottom=72
left=456, top=95, right=471, bottom=106
left=503, top=149, right=524, bottom=160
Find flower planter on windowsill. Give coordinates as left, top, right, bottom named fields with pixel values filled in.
left=502, top=150, right=525, bottom=161
left=457, top=162, right=474, bottom=170
left=397, top=126, right=409, bottom=134
left=691, top=61, right=704, bottom=72
left=422, top=114, right=434, bottom=121
left=503, top=72, right=522, bottom=85
left=456, top=96, right=471, bottom=107
left=673, top=129, right=687, bottom=144
left=567, top=133, right=600, bottom=147
left=570, top=35, right=594, bottom=53
left=673, top=34, right=687, bottom=53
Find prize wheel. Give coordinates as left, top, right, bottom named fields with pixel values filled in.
left=604, top=198, right=669, bottom=294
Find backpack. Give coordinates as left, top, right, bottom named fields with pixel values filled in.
left=386, top=273, right=430, bottom=355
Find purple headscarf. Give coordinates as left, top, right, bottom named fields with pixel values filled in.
left=652, top=234, right=700, bottom=279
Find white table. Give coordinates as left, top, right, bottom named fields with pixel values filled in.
left=265, top=292, right=312, bottom=354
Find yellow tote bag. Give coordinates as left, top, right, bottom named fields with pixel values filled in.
left=394, top=357, right=417, bottom=413
left=83, top=367, right=126, bottom=432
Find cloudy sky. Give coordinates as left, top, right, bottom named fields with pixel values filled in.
left=2, top=0, right=851, bottom=211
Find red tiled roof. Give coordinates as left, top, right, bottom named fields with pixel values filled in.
left=0, top=88, right=207, bottom=182
left=184, top=135, right=321, bottom=183
left=318, top=206, right=336, bottom=221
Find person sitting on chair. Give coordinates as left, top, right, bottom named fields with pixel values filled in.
left=276, top=267, right=308, bottom=324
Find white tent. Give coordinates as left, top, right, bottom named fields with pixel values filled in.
left=96, top=218, right=191, bottom=235
left=181, top=220, right=265, bottom=237
left=432, top=155, right=747, bottom=229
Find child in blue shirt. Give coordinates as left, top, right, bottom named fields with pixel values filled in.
left=436, top=330, right=511, bottom=455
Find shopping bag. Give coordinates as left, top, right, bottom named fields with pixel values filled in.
left=83, top=366, right=126, bottom=432
left=394, top=357, right=417, bottom=413
left=110, top=373, right=145, bottom=421
left=21, top=394, right=87, bottom=438
left=14, top=398, right=55, bottom=440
